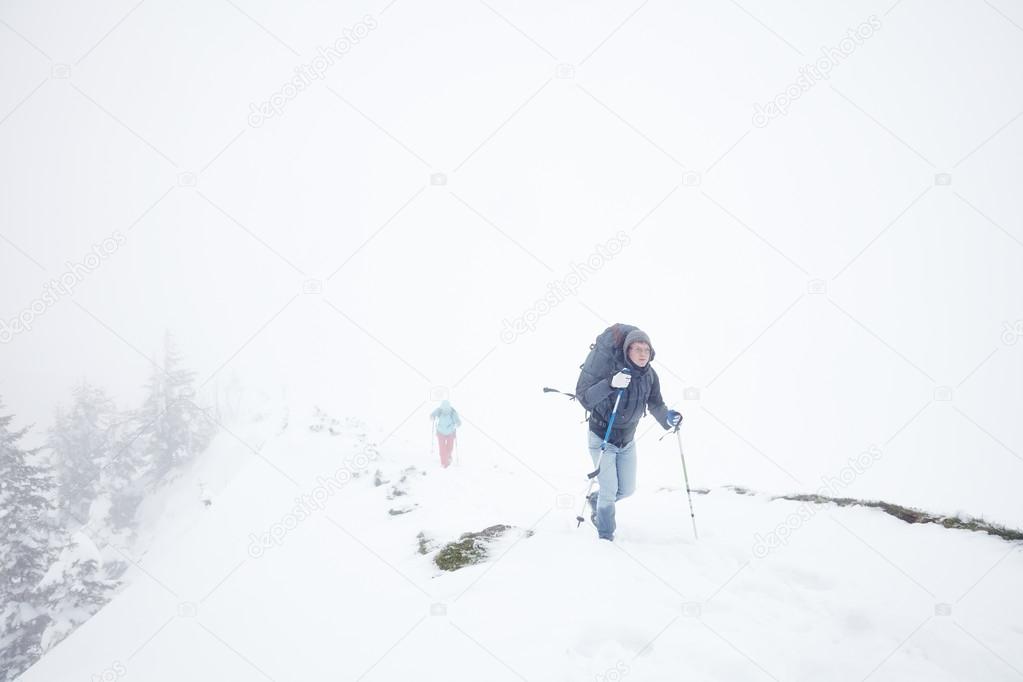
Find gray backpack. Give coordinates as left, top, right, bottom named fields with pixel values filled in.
left=575, top=323, right=637, bottom=411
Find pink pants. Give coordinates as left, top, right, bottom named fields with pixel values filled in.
left=437, top=433, right=455, bottom=468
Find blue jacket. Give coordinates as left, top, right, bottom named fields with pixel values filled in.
left=430, top=401, right=461, bottom=435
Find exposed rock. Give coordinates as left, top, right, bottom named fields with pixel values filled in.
left=771, top=493, right=1023, bottom=542
left=416, top=532, right=435, bottom=555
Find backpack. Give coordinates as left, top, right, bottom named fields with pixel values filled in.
left=575, top=323, right=637, bottom=411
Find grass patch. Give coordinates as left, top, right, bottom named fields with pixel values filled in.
left=434, top=525, right=521, bottom=572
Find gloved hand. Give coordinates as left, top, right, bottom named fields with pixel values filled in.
left=666, top=410, right=682, bottom=427
left=610, top=369, right=632, bottom=389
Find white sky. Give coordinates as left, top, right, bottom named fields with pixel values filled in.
left=1, top=0, right=1022, bottom=525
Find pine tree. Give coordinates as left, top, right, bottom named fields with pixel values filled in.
left=106, top=333, right=216, bottom=528
left=102, top=433, right=150, bottom=531
left=48, top=383, right=119, bottom=527
left=0, top=398, right=59, bottom=679
left=135, top=332, right=216, bottom=478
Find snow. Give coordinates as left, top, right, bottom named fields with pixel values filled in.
left=18, top=403, right=1023, bottom=681
left=2, top=0, right=1023, bottom=679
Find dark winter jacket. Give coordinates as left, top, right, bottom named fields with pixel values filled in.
left=578, top=343, right=671, bottom=448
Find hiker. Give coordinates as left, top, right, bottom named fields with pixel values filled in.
left=576, top=326, right=682, bottom=541
left=429, top=400, right=461, bottom=468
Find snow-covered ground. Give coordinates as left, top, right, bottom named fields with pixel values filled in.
left=19, top=402, right=1023, bottom=681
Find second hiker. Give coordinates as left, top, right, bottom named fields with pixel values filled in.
left=429, top=400, right=461, bottom=468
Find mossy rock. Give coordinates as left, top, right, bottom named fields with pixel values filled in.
left=726, top=485, right=755, bottom=496
left=309, top=406, right=357, bottom=436
left=434, top=524, right=519, bottom=571
left=657, top=486, right=710, bottom=495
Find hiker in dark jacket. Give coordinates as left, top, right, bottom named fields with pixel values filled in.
left=577, top=327, right=681, bottom=540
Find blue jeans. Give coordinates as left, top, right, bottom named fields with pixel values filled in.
left=588, top=430, right=637, bottom=539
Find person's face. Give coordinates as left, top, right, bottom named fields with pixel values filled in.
left=628, top=341, right=651, bottom=367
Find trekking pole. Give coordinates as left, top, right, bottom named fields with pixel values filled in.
left=576, top=376, right=628, bottom=527
left=674, top=425, right=699, bottom=540
left=542, top=387, right=577, bottom=400
left=543, top=387, right=590, bottom=424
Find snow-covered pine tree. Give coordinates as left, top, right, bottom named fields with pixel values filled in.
left=48, top=382, right=120, bottom=527
left=36, top=532, right=120, bottom=654
left=0, top=397, right=59, bottom=680
left=102, top=432, right=150, bottom=530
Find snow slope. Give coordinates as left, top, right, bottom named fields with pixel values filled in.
left=20, top=403, right=1023, bottom=681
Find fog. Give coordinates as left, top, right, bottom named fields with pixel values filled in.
left=2, top=0, right=1022, bottom=525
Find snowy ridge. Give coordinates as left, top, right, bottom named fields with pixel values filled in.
left=20, top=403, right=1023, bottom=681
